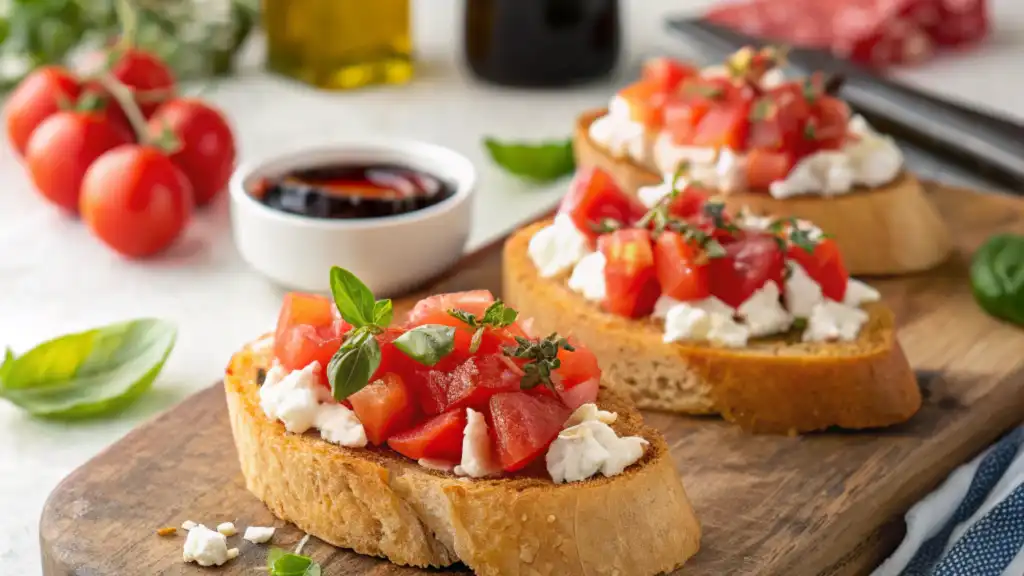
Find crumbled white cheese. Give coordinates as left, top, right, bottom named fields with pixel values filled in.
left=785, top=261, right=825, bottom=319
left=637, top=178, right=674, bottom=208
left=653, top=295, right=734, bottom=320
left=716, top=147, right=747, bottom=192
left=243, top=526, right=276, bottom=544
left=738, top=281, right=793, bottom=337
left=527, top=213, right=592, bottom=278
left=803, top=300, right=870, bottom=342
left=258, top=362, right=325, bottom=434
left=315, top=403, right=368, bottom=447
left=216, top=522, right=237, bottom=537
left=770, top=151, right=855, bottom=198
left=844, top=278, right=881, bottom=306
left=738, top=211, right=775, bottom=232
left=588, top=96, right=647, bottom=159
left=567, top=251, right=607, bottom=301
left=418, top=458, right=455, bottom=471
left=182, top=524, right=231, bottom=567
left=661, top=297, right=748, bottom=347
left=546, top=405, right=648, bottom=484
left=454, top=408, right=502, bottom=478
left=227, top=548, right=239, bottom=560
left=848, top=115, right=904, bottom=188
left=181, top=520, right=197, bottom=531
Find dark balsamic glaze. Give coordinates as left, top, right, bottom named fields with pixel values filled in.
left=254, top=164, right=456, bottom=220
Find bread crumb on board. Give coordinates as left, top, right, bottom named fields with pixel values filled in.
left=156, top=527, right=177, bottom=537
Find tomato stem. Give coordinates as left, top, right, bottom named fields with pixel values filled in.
left=115, top=0, right=139, bottom=50
left=95, top=73, right=152, bottom=147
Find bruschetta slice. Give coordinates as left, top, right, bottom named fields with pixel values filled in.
left=224, top=268, right=701, bottom=575
left=576, top=48, right=951, bottom=276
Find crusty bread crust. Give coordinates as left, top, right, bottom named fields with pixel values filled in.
left=503, top=221, right=922, bottom=434
left=224, top=338, right=701, bottom=575
left=574, top=108, right=952, bottom=276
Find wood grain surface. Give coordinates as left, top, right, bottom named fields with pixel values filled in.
left=39, top=184, right=1024, bottom=576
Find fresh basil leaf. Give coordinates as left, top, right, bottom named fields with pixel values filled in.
left=481, top=300, right=517, bottom=328
left=447, top=308, right=477, bottom=328
left=268, top=549, right=321, bottom=576
left=971, top=233, right=1024, bottom=326
left=327, top=330, right=381, bottom=401
left=393, top=325, right=455, bottom=367
left=0, top=347, right=14, bottom=383
left=484, top=137, right=575, bottom=183
left=329, top=267, right=376, bottom=328
left=372, top=299, right=393, bottom=328
left=0, top=319, right=176, bottom=419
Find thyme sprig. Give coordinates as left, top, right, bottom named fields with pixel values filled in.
left=448, top=300, right=519, bottom=353
left=503, top=333, right=575, bottom=392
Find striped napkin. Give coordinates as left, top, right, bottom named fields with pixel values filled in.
left=873, top=426, right=1024, bottom=576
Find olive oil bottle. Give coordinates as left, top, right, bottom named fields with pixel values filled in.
left=263, top=0, right=413, bottom=90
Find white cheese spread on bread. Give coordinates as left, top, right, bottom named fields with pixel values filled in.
left=546, top=403, right=648, bottom=483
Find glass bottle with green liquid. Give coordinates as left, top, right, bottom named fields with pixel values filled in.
left=262, top=0, right=413, bottom=90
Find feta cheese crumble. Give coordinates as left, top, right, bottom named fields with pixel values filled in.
left=567, top=251, right=607, bottom=301
left=454, top=408, right=502, bottom=478
left=737, top=281, right=792, bottom=337
left=182, top=524, right=231, bottom=567
left=527, top=213, right=592, bottom=278
left=216, top=522, right=237, bottom=536
left=803, top=300, right=870, bottom=343
left=258, top=362, right=327, bottom=434
left=315, top=403, right=368, bottom=448
left=587, top=95, right=647, bottom=160
left=546, top=403, right=648, bottom=483
left=243, top=526, right=276, bottom=544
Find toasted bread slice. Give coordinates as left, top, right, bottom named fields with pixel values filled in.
left=503, top=221, right=922, bottom=434
left=224, top=337, right=701, bottom=575
left=574, top=108, right=952, bottom=276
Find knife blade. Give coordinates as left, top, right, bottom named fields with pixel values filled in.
left=665, top=17, right=1024, bottom=194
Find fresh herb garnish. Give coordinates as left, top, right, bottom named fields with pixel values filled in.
left=483, top=137, right=575, bottom=183
left=970, top=233, right=1024, bottom=327
left=803, top=122, right=817, bottom=141
left=326, top=266, right=454, bottom=400
left=393, top=325, right=456, bottom=367
left=802, top=77, right=818, bottom=103
left=590, top=218, right=623, bottom=234
left=0, top=319, right=176, bottom=419
left=267, top=548, right=321, bottom=576
left=769, top=217, right=821, bottom=254
left=702, top=200, right=741, bottom=236
left=749, top=97, right=774, bottom=122
left=448, top=300, right=519, bottom=353
left=503, top=333, right=574, bottom=392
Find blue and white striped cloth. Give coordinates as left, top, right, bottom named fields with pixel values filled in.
left=873, top=426, right=1024, bottom=576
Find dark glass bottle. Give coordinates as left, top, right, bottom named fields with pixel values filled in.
left=464, top=0, right=621, bottom=87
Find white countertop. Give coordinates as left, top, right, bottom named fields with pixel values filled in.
left=1, top=1, right=1022, bottom=572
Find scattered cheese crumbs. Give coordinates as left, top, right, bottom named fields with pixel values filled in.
left=156, top=527, right=177, bottom=537
left=295, top=533, right=311, bottom=555
left=227, top=548, right=239, bottom=560
left=243, top=526, right=276, bottom=544
left=182, top=524, right=231, bottom=567
left=216, top=522, right=237, bottom=536
left=181, top=520, right=197, bottom=531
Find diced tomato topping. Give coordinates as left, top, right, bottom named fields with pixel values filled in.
left=810, top=96, right=850, bottom=150
left=618, top=80, right=666, bottom=129
left=274, top=293, right=351, bottom=386
left=348, top=373, right=418, bottom=445
left=425, top=354, right=522, bottom=414
left=653, top=230, right=712, bottom=302
left=691, top=99, right=752, bottom=150
left=598, top=229, right=661, bottom=318
left=558, top=377, right=599, bottom=410
left=559, top=168, right=647, bottom=243
left=787, top=237, right=848, bottom=302
left=663, top=77, right=737, bottom=145
left=374, top=327, right=435, bottom=409
left=553, top=338, right=600, bottom=388
left=387, top=409, right=466, bottom=462
left=707, top=233, right=785, bottom=308
left=489, top=392, right=571, bottom=472
left=406, top=290, right=495, bottom=326
left=667, top=184, right=711, bottom=219
left=642, top=57, right=698, bottom=93
left=745, top=148, right=793, bottom=191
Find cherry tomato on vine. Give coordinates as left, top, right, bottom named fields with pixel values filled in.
left=80, top=145, right=194, bottom=258
left=25, top=111, right=133, bottom=214
left=148, top=99, right=236, bottom=206
left=87, top=47, right=176, bottom=121
left=5, top=66, right=82, bottom=156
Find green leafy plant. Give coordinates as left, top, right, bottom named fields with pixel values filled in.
left=267, top=548, right=321, bottom=576
left=483, top=137, right=575, bottom=183
left=971, top=233, right=1024, bottom=327
left=503, top=333, right=574, bottom=392
left=447, top=299, right=518, bottom=353
left=0, top=318, right=176, bottom=418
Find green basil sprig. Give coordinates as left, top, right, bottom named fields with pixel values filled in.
left=267, top=548, right=321, bottom=576
left=970, top=233, right=1024, bottom=327
left=448, top=299, right=519, bottom=353
left=326, top=267, right=456, bottom=399
left=483, top=137, right=575, bottom=183
left=0, top=319, right=176, bottom=419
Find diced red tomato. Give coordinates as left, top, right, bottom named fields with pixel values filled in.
left=707, top=233, right=785, bottom=308
left=663, top=77, right=737, bottom=145
left=273, top=293, right=351, bottom=385
left=745, top=148, right=793, bottom=191
left=654, top=230, right=712, bottom=302
left=553, top=338, right=600, bottom=388
left=387, top=409, right=466, bottom=462
left=558, top=377, right=599, bottom=410
left=667, top=184, right=711, bottom=219
left=375, top=327, right=434, bottom=409
left=348, top=373, right=418, bottom=445
left=787, top=237, right=848, bottom=302
left=406, top=290, right=494, bottom=326
left=618, top=80, right=666, bottom=129
left=489, top=392, right=571, bottom=472
left=642, top=57, right=698, bottom=93
left=692, top=99, right=753, bottom=150
left=425, top=354, right=522, bottom=414
left=558, top=168, right=647, bottom=243
left=598, top=229, right=661, bottom=318
left=810, top=96, right=850, bottom=150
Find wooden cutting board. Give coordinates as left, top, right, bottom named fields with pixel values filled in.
left=40, top=183, right=1024, bottom=576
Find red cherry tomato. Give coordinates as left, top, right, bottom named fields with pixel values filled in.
left=553, top=338, right=600, bottom=389
left=598, top=229, right=662, bottom=318
left=787, top=237, right=849, bottom=302
left=387, top=409, right=467, bottom=462
left=654, top=230, right=712, bottom=302
left=707, top=233, right=785, bottom=308
left=79, top=145, right=194, bottom=258
left=348, top=373, right=418, bottom=445
left=273, top=293, right=351, bottom=386
left=489, top=392, right=571, bottom=472
left=642, top=57, right=698, bottom=93
left=5, top=66, right=82, bottom=156
left=745, top=148, right=793, bottom=191
left=25, top=111, right=132, bottom=214
left=148, top=99, right=236, bottom=206
left=559, top=168, right=647, bottom=243
left=108, top=48, right=176, bottom=118
left=425, top=354, right=522, bottom=414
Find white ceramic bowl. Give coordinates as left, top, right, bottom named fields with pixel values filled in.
left=229, top=141, right=477, bottom=296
